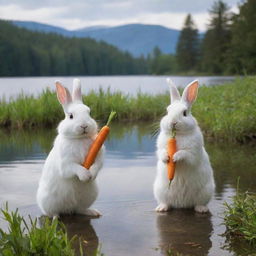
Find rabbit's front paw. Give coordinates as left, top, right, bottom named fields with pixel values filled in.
left=77, top=168, right=92, bottom=182
left=160, top=150, right=170, bottom=163
left=90, top=169, right=98, bottom=180
left=155, top=204, right=169, bottom=212
left=173, top=150, right=185, bottom=162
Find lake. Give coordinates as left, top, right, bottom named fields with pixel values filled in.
left=0, top=75, right=236, bottom=98
left=0, top=123, right=255, bottom=256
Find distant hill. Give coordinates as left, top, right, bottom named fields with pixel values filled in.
left=0, top=20, right=148, bottom=76
left=12, top=21, right=72, bottom=36
left=12, top=21, right=180, bottom=57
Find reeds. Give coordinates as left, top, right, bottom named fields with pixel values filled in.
left=0, top=77, right=255, bottom=142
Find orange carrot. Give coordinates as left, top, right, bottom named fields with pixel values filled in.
left=167, top=129, right=177, bottom=187
left=83, top=111, right=116, bottom=169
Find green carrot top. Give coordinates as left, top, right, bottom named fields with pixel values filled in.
left=171, top=127, right=176, bottom=138
left=106, top=111, right=116, bottom=126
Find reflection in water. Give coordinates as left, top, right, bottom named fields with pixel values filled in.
left=222, top=233, right=256, bottom=256
left=0, top=123, right=155, bottom=163
left=61, top=215, right=99, bottom=256
left=206, top=141, right=256, bottom=194
left=0, top=128, right=55, bottom=162
left=105, top=122, right=156, bottom=157
left=0, top=124, right=256, bottom=256
left=156, top=210, right=212, bottom=256
left=38, top=214, right=99, bottom=256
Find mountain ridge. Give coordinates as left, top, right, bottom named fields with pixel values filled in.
left=11, top=20, right=180, bottom=57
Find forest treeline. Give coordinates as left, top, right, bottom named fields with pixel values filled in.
left=153, top=0, right=256, bottom=75
left=0, top=0, right=255, bottom=76
left=0, top=20, right=148, bottom=76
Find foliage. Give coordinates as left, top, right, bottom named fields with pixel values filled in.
left=163, top=0, right=256, bottom=75
left=0, top=206, right=81, bottom=256
left=1, top=1, right=256, bottom=76
left=200, top=0, right=232, bottom=74
left=0, top=87, right=168, bottom=129
left=0, top=20, right=148, bottom=76
left=148, top=47, right=177, bottom=74
left=176, top=14, right=199, bottom=72
left=167, top=249, right=187, bottom=256
left=193, top=76, right=256, bottom=142
left=227, top=0, right=256, bottom=74
left=223, top=189, right=256, bottom=245
left=0, top=77, right=256, bottom=143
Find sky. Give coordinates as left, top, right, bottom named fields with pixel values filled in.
left=0, top=0, right=240, bottom=31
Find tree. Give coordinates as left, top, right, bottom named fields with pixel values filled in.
left=176, top=14, right=199, bottom=72
left=150, top=46, right=162, bottom=73
left=0, top=20, right=149, bottom=76
left=201, top=1, right=231, bottom=74
left=227, top=0, right=256, bottom=74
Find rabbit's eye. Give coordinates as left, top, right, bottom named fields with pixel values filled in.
left=69, top=113, right=73, bottom=119
left=183, top=110, right=187, bottom=117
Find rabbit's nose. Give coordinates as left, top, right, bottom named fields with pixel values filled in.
left=80, top=125, right=88, bottom=130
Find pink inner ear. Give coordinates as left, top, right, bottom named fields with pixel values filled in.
left=56, top=82, right=67, bottom=105
left=187, top=81, right=198, bottom=103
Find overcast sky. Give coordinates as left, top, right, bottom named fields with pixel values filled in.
left=0, top=0, right=240, bottom=31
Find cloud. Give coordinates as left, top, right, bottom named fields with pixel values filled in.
left=0, top=0, right=239, bottom=13
left=0, top=4, right=67, bottom=22
left=0, top=0, right=240, bottom=31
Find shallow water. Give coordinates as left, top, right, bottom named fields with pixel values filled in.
left=0, top=75, right=235, bottom=98
left=0, top=124, right=255, bottom=256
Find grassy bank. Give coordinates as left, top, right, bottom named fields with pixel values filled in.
left=0, top=206, right=80, bottom=256
left=0, top=205, right=102, bottom=256
left=224, top=189, right=256, bottom=246
left=0, top=77, right=255, bottom=142
left=194, top=76, right=256, bottom=142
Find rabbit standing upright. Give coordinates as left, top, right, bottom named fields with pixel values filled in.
left=154, top=79, right=215, bottom=213
left=37, top=79, right=104, bottom=217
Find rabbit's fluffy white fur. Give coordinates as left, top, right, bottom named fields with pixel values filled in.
left=37, top=79, right=104, bottom=217
left=154, top=79, right=215, bottom=213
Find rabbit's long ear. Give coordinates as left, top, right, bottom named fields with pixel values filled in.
left=167, top=78, right=180, bottom=103
left=72, top=78, right=82, bottom=103
left=181, top=80, right=199, bottom=107
left=55, top=81, right=72, bottom=109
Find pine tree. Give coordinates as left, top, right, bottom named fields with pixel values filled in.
left=201, top=0, right=231, bottom=74
left=176, top=14, right=199, bottom=72
left=0, top=20, right=149, bottom=76
left=227, top=0, right=256, bottom=74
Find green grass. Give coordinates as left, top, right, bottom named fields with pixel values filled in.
left=0, top=87, right=168, bottom=128
left=0, top=76, right=255, bottom=142
left=166, top=249, right=187, bottom=256
left=194, top=76, right=256, bottom=142
left=0, top=205, right=83, bottom=256
left=0, top=205, right=104, bottom=256
left=224, top=189, right=256, bottom=245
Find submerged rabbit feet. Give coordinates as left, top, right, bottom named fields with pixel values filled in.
left=77, top=208, right=102, bottom=217
left=195, top=205, right=209, bottom=213
left=155, top=204, right=169, bottom=212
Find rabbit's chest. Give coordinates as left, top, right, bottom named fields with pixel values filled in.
left=63, top=138, right=94, bottom=164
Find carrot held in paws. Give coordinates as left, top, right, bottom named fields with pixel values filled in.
left=83, top=111, right=116, bottom=170
left=167, top=128, right=177, bottom=187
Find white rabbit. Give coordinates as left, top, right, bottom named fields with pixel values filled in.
left=153, top=79, right=215, bottom=213
left=37, top=79, right=104, bottom=217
